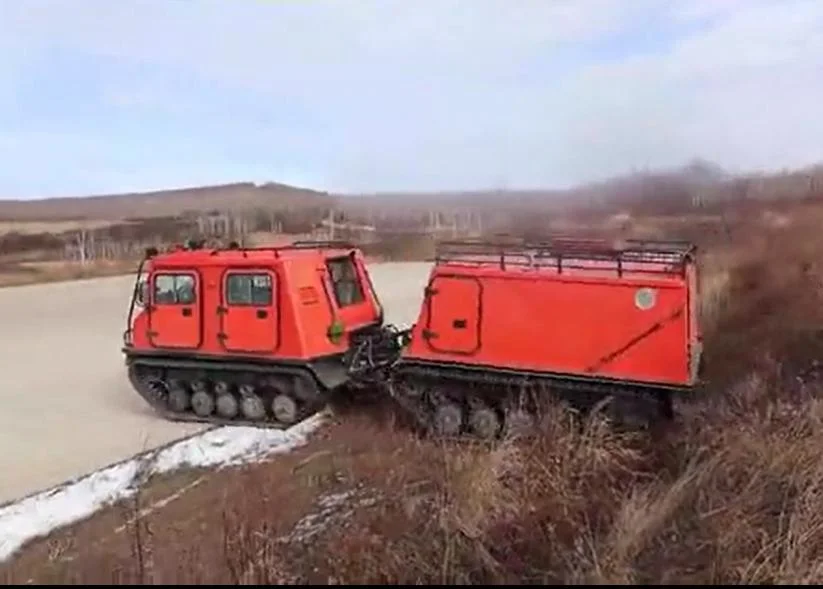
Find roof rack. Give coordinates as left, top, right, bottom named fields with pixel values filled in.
left=289, top=239, right=358, bottom=250
left=198, top=240, right=357, bottom=258
left=434, top=236, right=696, bottom=277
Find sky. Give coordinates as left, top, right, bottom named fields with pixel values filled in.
left=1, top=0, right=823, bottom=199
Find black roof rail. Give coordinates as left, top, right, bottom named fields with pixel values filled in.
left=201, top=239, right=358, bottom=258
left=433, top=235, right=697, bottom=276
left=149, top=239, right=360, bottom=259
left=435, top=236, right=696, bottom=258
left=289, top=240, right=358, bottom=249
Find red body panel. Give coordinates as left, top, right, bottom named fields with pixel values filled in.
left=403, top=244, right=701, bottom=388
left=127, top=245, right=382, bottom=362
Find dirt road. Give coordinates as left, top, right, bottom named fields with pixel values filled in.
left=0, top=262, right=432, bottom=504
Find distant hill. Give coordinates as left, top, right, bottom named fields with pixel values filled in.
left=344, top=159, right=733, bottom=212
left=0, top=182, right=336, bottom=221
left=1, top=158, right=820, bottom=223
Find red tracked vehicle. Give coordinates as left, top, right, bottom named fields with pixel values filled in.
left=386, top=237, right=704, bottom=438
left=122, top=240, right=405, bottom=429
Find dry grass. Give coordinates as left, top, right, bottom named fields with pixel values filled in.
left=0, top=259, right=137, bottom=287
left=0, top=219, right=118, bottom=235
left=6, top=203, right=823, bottom=584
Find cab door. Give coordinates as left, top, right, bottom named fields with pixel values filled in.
left=147, top=271, right=202, bottom=349
left=325, top=253, right=375, bottom=327
left=218, top=269, right=278, bottom=354
left=424, top=275, right=482, bottom=355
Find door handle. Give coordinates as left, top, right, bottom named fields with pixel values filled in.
left=452, top=319, right=467, bottom=329
left=182, top=308, right=192, bottom=317
left=256, top=309, right=268, bottom=319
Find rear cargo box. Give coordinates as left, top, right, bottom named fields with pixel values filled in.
left=402, top=237, right=701, bottom=389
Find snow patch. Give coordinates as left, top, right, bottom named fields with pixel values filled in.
left=0, top=413, right=326, bottom=563
left=280, top=486, right=380, bottom=545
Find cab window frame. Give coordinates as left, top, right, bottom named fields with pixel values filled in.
left=225, top=272, right=274, bottom=307
left=326, top=254, right=365, bottom=308
left=153, top=272, right=197, bottom=306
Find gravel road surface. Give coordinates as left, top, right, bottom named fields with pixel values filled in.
left=0, top=262, right=431, bottom=504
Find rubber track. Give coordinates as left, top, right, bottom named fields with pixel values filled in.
left=127, top=362, right=327, bottom=431
left=387, top=362, right=687, bottom=434
left=124, top=325, right=411, bottom=431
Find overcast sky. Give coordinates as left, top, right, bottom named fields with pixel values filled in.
left=1, top=0, right=822, bottom=199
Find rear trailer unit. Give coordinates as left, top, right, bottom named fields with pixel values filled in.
left=388, top=237, right=703, bottom=438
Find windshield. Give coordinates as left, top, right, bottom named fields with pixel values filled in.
left=124, top=266, right=150, bottom=345
left=134, top=270, right=150, bottom=307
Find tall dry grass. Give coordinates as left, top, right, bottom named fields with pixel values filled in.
left=182, top=380, right=823, bottom=584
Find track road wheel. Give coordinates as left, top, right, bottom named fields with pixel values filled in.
left=605, top=394, right=664, bottom=430
left=272, top=394, right=298, bottom=425
left=191, top=390, right=215, bottom=418
left=143, top=378, right=167, bottom=405
left=469, top=406, right=501, bottom=439
left=432, top=402, right=463, bottom=437
left=216, top=393, right=239, bottom=419
left=167, top=383, right=190, bottom=413
left=241, top=395, right=266, bottom=421
left=504, top=408, right=534, bottom=438
left=658, top=393, right=674, bottom=421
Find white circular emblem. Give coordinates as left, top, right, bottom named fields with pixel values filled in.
left=634, top=287, right=657, bottom=310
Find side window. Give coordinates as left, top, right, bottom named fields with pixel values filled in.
left=135, top=270, right=150, bottom=306
left=226, top=273, right=273, bottom=306
left=326, top=256, right=365, bottom=307
left=153, top=273, right=196, bottom=305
